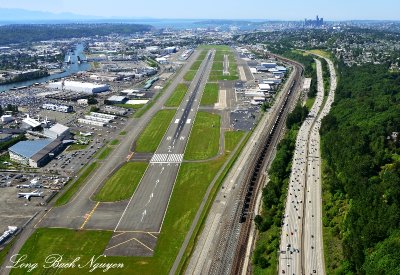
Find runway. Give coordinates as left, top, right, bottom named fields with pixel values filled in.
left=114, top=50, right=215, bottom=232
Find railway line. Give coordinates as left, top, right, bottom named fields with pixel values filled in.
left=208, top=56, right=304, bottom=275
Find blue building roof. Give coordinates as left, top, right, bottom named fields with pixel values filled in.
left=9, top=139, right=53, bottom=158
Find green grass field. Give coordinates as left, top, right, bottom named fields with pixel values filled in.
left=184, top=112, right=220, bottom=160
left=190, top=60, right=202, bottom=71
left=66, top=144, right=88, bottom=151
left=305, top=96, right=316, bottom=110
left=97, top=146, right=112, bottom=160
left=93, top=162, right=148, bottom=202
left=196, top=51, right=207, bottom=61
left=164, top=83, right=188, bottom=107
left=115, top=103, right=145, bottom=110
left=225, top=131, right=245, bottom=152
left=0, top=239, right=15, bottom=267
left=109, top=139, right=120, bottom=146
left=12, top=131, right=247, bottom=275
left=55, top=162, right=98, bottom=206
left=9, top=228, right=113, bottom=275
left=204, top=45, right=238, bottom=81
left=119, top=131, right=127, bottom=136
left=309, top=49, right=334, bottom=59
left=200, top=83, right=219, bottom=106
left=135, top=109, right=176, bottom=153
left=183, top=70, right=196, bottom=81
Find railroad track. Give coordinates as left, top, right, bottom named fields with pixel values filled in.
left=209, top=56, right=304, bottom=275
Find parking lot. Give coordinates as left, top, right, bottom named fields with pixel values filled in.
left=0, top=173, right=69, bottom=233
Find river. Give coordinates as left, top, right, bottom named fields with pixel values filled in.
left=0, top=43, right=91, bottom=93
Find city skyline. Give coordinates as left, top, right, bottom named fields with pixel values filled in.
left=0, top=0, right=400, bottom=20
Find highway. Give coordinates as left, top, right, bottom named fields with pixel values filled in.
left=185, top=56, right=303, bottom=275
left=279, top=56, right=336, bottom=275
left=115, top=50, right=215, bottom=232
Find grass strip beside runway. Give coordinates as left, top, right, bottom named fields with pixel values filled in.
left=93, top=162, right=148, bottom=202
left=200, top=83, right=219, bottom=106
left=164, top=83, right=189, bottom=107
left=184, top=111, right=220, bottom=160
left=183, top=70, right=197, bottom=81
left=135, top=109, right=176, bottom=153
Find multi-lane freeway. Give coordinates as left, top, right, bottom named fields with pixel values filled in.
left=279, top=56, right=337, bottom=275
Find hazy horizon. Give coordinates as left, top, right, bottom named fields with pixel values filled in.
left=0, top=0, right=400, bottom=21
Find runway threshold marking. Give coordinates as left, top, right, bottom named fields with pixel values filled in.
left=147, top=232, right=158, bottom=239
left=105, top=237, right=154, bottom=252
left=111, top=232, right=126, bottom=239
left=80, top=202, right=100, bottom=230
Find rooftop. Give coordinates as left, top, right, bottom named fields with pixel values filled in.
left=9, top=139, right=53, bottom=158
left=48, top=123, right=69, bottom=135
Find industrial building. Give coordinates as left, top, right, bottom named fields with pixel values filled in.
left=78, top=118, right=105, bottom=127
left=47, top=81, right=109, bottom=94
left=261, top=62, right=277, bottom=68
left=106, top=95, right=128, bottom=104
left=21, top=116, right=41, bottom=130
left=43, top=123, right=70, bottom=140
left=258, top=83, right=271, bottom=91
left=42, top=103, right=73, bottom=113
left=0, top=133, right=12, bottom=143
left=84, top=115, right=111, bottom=123
left=1, top=115, right=14, bottom=123
left=9, top=138, right=64, bottom=167
left=100, top=106, right=127, bottom=116
left=90, top=112, right=116, bottom=120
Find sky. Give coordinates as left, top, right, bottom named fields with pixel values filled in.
left=0, top=0, right=399, bottom=20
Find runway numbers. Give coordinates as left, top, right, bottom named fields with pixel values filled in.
left=150, top=153, right=184, bottom=163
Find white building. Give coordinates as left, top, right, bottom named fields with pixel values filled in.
left=47, top=81, right=109, bottom=94
left=42, top=103, right=73, bottom=113
left=43, top=123, right=69, bottom=140
left=90, top=112, right=116, bottom=120
left=77, top=99, right=88, bottom=106
left=1, top=115, right=14, bottom=123
left=84, top=115, right=111, bottom=123
left=21, top=116, right=41, bottom=130
left=78, top=118, right=105, bottom=127
left=258, top=84, right=271, bottom=91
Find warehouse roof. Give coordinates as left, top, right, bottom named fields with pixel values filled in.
left=107, top=95, right=127, bottom=102
left=9, top=139, right=52, bottom=158
left=22, top=117, right=41, bottom=128
left=30, top=139, right=63, bottom=162
left=48, top=123, right=69, bottom=135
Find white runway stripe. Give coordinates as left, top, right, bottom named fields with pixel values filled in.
left=150, top=154, right=183, bottom=163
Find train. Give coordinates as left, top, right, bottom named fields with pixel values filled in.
left=239, top=79, right=297, bottom=223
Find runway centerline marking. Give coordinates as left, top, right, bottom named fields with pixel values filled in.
left=80, top=202, right=100, bottom=230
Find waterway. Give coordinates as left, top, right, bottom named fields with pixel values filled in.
left=0, top=43, right=91, bottom=93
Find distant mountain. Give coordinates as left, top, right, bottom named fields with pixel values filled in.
left=0, top=8, right=101, bottom=22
